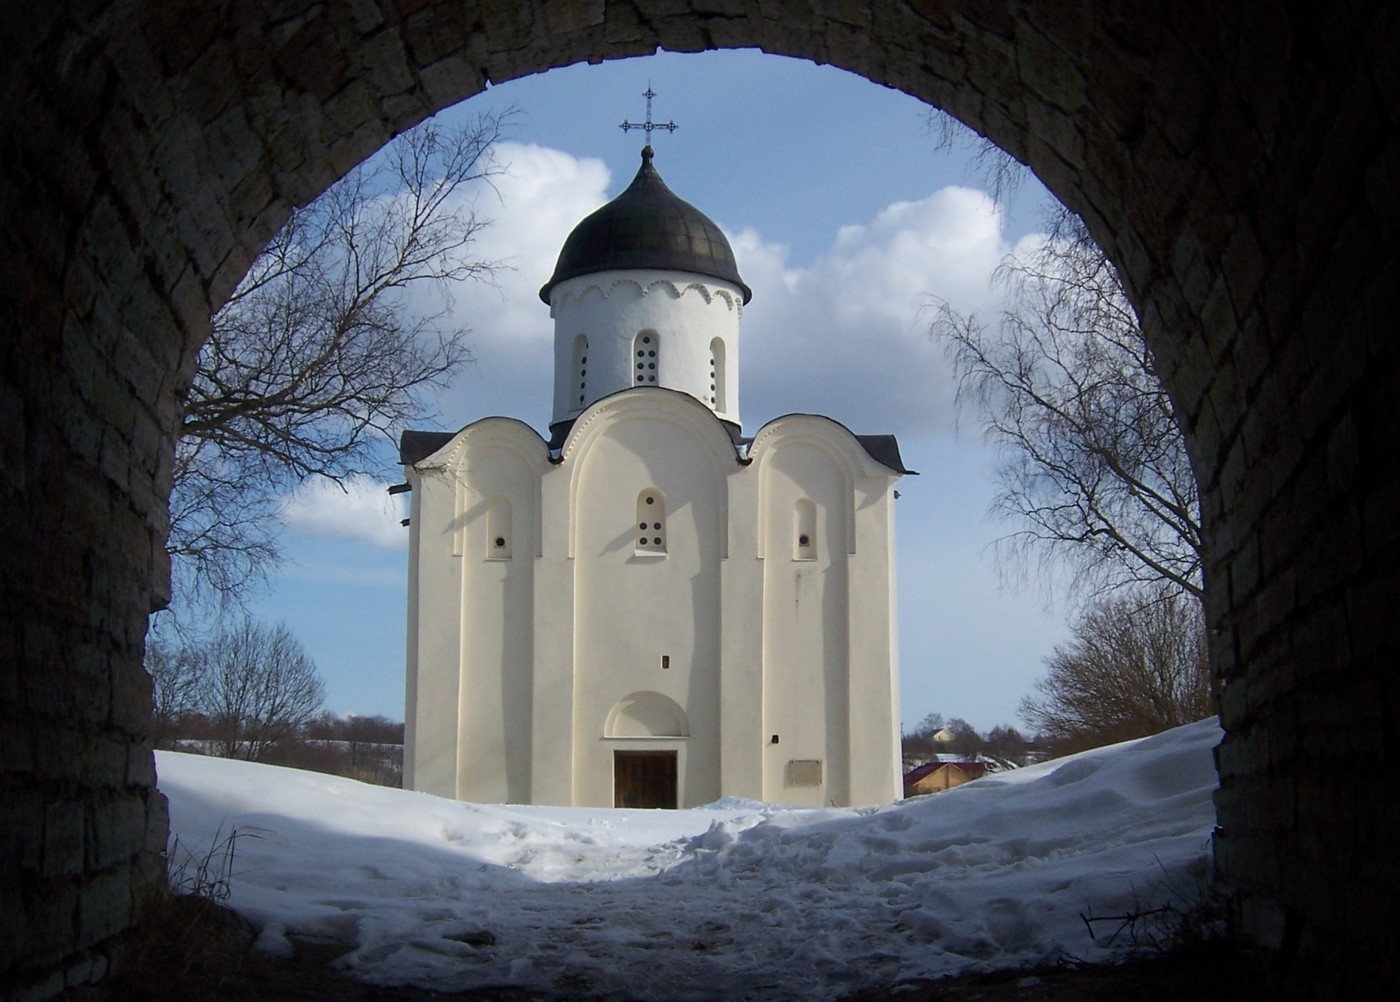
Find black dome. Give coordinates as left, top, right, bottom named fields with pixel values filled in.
left=539, top=147, right=751, bottom=304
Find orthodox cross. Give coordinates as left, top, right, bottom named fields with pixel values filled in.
left=619, top=85, right=678, bottom=148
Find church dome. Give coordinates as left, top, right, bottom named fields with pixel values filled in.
left=539, top=146, right=752, bottom=304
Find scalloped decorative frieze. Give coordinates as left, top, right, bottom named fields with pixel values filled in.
left=550, top=276, right=743, bottom=314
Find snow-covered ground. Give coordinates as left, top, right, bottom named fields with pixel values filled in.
left=158, top=719, right=1221, bottom=1000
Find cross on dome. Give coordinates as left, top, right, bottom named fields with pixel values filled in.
left=619, top=84, right=678, bottom=150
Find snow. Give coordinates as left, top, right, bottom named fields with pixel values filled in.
left=158, top=718, right=1221, bottom=999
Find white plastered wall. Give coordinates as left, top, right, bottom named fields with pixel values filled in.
left=560, top=392, right=735, bottom=807
left=405, top=400, right=903, bottom=809
left=404, top=418, right=549, bottom=802
left=747, top=416, right=903, bottom=807
left=404, top=465, right=462, bottom=797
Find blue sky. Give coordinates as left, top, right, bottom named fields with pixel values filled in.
left=245, top=49, right=1075, bottom=734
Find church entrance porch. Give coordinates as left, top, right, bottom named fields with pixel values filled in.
left=613, top=751, right=678, bottom=809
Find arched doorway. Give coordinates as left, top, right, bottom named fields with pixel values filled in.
left=607, top=692, right=689, bottom=809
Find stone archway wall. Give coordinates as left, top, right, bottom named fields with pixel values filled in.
left=1, top=1, right=1395, bottom=995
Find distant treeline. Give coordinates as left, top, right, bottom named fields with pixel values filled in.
left=158, top=711, right=405, bottom=788
left=900, top=714, right=1041, bottom=770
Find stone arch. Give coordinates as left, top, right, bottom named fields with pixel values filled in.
left=2, top=3, right=1397, bottom=995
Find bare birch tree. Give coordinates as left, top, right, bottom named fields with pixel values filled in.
left=168, top=113, right=509, bottom=609
left=930, top=207, right=1202, bottom=602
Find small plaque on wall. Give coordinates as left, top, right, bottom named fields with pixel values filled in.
left=786, top=759, right=823, bottom=787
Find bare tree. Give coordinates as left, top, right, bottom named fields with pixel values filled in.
left=144, top=636, right=206, bottom=749
left=1020, top=587, right=1213, bottom=755
left=199, top=618, right=327, bottom=761
left=901, top=712, right=946, bottom=762
left=930, top=206, right=1202, bottom=602
left=942, top=718, right=984, bottom=757
left=168, top=113, right=510, bottom=609
left=983, top=725, right=1030, bottom=767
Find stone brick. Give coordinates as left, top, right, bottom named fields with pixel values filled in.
left=76, top=868, right=131, bottom=950
left=87, top=795, right=149, bottom=872
left=23, top=632, right=110, bottom=725
left=0, top=794, right=43, bottom=874
left=417, top=55, right=486, bottom=112
left=402, top=3, right=477, bottom=68
left=1016, top=18, right=1087, bottom=112
left=65, top=951, right=111, bottom=990
left=110, top=658, right=154, bottom=737
left=1227, top=529, right=1260, bottom=609
left=41, top=800, right=85, bottom=879
left=0, top=886, right=31, bottom=977
left=353, top=27, right=417, bottom=100
left=127, top=743, right=158, bottom=788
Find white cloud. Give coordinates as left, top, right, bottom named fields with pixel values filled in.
left=279, top=475, right=408, bottom=550
left=735, top=186, right=1017, bottom=437
left=417, top=142, right=615, bottom=428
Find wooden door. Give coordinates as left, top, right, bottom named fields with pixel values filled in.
left=613, top=750, right=678, bottom=808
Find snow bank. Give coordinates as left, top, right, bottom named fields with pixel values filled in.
left=158, top=718, right=1221, bottom=999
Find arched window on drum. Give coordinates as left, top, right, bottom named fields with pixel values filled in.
left=571, top=335, right=589, bottom=410
left=708, top=337, right=726, bottom=411
left=633, top=330, right=659, bottom=384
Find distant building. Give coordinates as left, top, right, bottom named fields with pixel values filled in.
left=400, top=146, right=910, bottom=809
left=903, top=760, right=990, bottom=797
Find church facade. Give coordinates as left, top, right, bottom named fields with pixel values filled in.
left=401, top=147, right=909, bottom=808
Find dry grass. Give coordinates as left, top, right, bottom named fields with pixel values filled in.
left=109, top=828, right=257, bottom=1000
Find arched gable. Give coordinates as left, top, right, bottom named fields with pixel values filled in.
left=560, top=389, right=738, bottom=559
left=412, top=416, right=550, bottom=474
left=412, top=418, right=550, bottom=559
left=747, top=414, right=899, bottom=559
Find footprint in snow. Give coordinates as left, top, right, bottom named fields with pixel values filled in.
left=878, top=811, right=919, bottom=832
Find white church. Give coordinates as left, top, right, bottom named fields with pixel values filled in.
left=400, top=144, right=910, bottom=808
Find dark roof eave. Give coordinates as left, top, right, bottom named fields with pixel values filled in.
left=853, top=434, right=916, bottom=476
left=399, top=430, right=456, bottom=466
